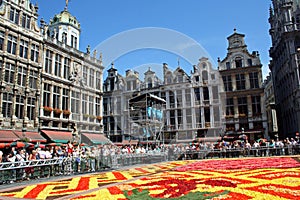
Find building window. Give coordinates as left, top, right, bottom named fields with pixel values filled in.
left=185, top=89, right=191, bottom=106
left=52, top=86, right=60, bottom=109
left=62, top=88, right=69, bottom=111
left=252, top=96, right=261, bottom=115
left=204, top=107, right=210, bottom=123
left=212, top=86, right=218, bottom=100
left=247, top=59, right=252, bottom=66
left=235, top=57, right=243, bottom=68
left=147, top=78, right=152, bottom=88
left=126, top=81, right=131, bottom=91
left=71, top=91, right=80, bottom=114
left=4, top=63, right=15, bottom=84
left=63, top=58, right=70, bottom=79
left=116, top=96, right=121, bottom=114
left=226, top=62, right=231, bottom=69
left=19, top=39, right=28, bottom=59
left=0, top=31, right=4, bottom=51
left=15, top=95, right=24, bottom=119
left=82, top=94, right=87, bottom=115
left=202, top=87, right=209, bottom=101
left=186, top=108, right=192, bottom=128
left=211, top=74, right=215, bottom=80
left=177, top=74, right=183, bottom=83
left=89, top=69, right=94, bottom=87
left=96, top=97, right=101, bottom=116
left=132, top=80, right=137, bottom=90
left=2, top=93, right=13, bottom=117
left=214, top=106, right=220, bottom=122
left=7, top=35, right=17, bottom=55
left=29, top=70, right=38, bottom=89
left=170, top=110, right=175, bottom=127
left=238, top=97, right=248, bottom=115
left=195, top=108, right=201, bottom=127
left=176, top=90, right=182, bottom=107
left=9, top=7, right=19, bottom=24
left=17, top=66, right=27, bottom=87
left=71, top=35, right=78, bottom=48
left=194, top=88, right=201, bottom=105
left=83, top=66, right=88, bottom=85
left=169, top=91, right=175, bottom=108
left=103, top=98, right=108, bottom=115
left=45, top=49, right=53, bottom=74
left=249, top=72, right=259, bottom=89
left=22, top=13, right=31, bottom=29
left=202, top=70, right=208, bottom=82
left=96, top=71, right=101, bottom=89
left=167, top=75, right=172, bottom=84
left=43, top=83, right=51, bottom=107
left=62, top=32, right=67, bottom=44
left=27, top=97, right=36, bottom=120
left=54, top=54, right=62, bottom=77
left=30, top=44, right=39, bottom=62
left=222, top=75, right=232, bottom=91
left=236, top=74, right=246, bottom=90
left=89, top=96, right=94, bottom=119
left=226, top=98, right=234, bottom=115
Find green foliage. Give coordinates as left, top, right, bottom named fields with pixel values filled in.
left=124, top=188, right=230, bottom=200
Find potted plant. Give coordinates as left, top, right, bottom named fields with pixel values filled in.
left=63, top=110, right=71, bottom=115
left=43, top=106, right=53, bottom=112
left=96, top=116, right=103, bottom=121
left=53, top=108, right=63, bottom=114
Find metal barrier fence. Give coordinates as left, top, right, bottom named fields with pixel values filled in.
left=1, top=145, right=300, bottom=184
left=171, top=144, right=300, bottom=160
left=0, top=152, right=167, bottom=184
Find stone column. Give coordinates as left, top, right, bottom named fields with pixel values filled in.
left=247, top=95, right=252, bottom=117
left=0, top=57, right=6, bottom=119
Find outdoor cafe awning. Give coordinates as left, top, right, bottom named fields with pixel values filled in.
left=81, top=133, right=112, bottom=146
left=13, top=131, right=47, bottom=143
left=41, top=130, right=72, bottom=143
left=0, top=130, right=20, bottom=142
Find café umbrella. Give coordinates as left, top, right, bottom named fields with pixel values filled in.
left=10, top=141, right=34, bottom=148
left=0, top=143, right=9, bottom=148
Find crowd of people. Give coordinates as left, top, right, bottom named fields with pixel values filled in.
left=1, top=137, right=300, bottom=183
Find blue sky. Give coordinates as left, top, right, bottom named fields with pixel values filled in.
left=36, top=0, right=271, bottom=79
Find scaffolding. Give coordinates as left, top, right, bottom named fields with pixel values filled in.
left=128, top=93, right=166, bottom=147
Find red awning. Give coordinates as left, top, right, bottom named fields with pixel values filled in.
left=81, top=133, right=112, bottom=146
left=0, top=130, right=20, bottom=142
left=13, top=131, right=47, bottom=143
left=41, top=130, right=72, bottom=143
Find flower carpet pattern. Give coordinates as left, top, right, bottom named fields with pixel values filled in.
left=0, top=157, right=299, bottom=199
left=0, top=160, right=193, bottom=200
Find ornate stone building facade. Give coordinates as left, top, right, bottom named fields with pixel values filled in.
left=263, top=72, right=278, bottom=139
left=269, top=0, right=300, bottom=138
left=218, top=30, right=268, bottom=142
left=0, top=0, right=104, bottom=143
left=103, top=59, right=223, bottom=144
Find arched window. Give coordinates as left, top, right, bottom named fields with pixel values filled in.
left=202, top=70, right=208, bottom=82
left=166, top=74, right=172, bottom=84
left=177, top=74, right=183, bottom=83
left=62, top=32, right=67, bottom=44
left=235, top=57, right=243, bottom=68
left=147, top=77, right=152, bottom=88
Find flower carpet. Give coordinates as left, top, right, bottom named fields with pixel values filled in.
left=0, top=157, right=299, bottom=199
